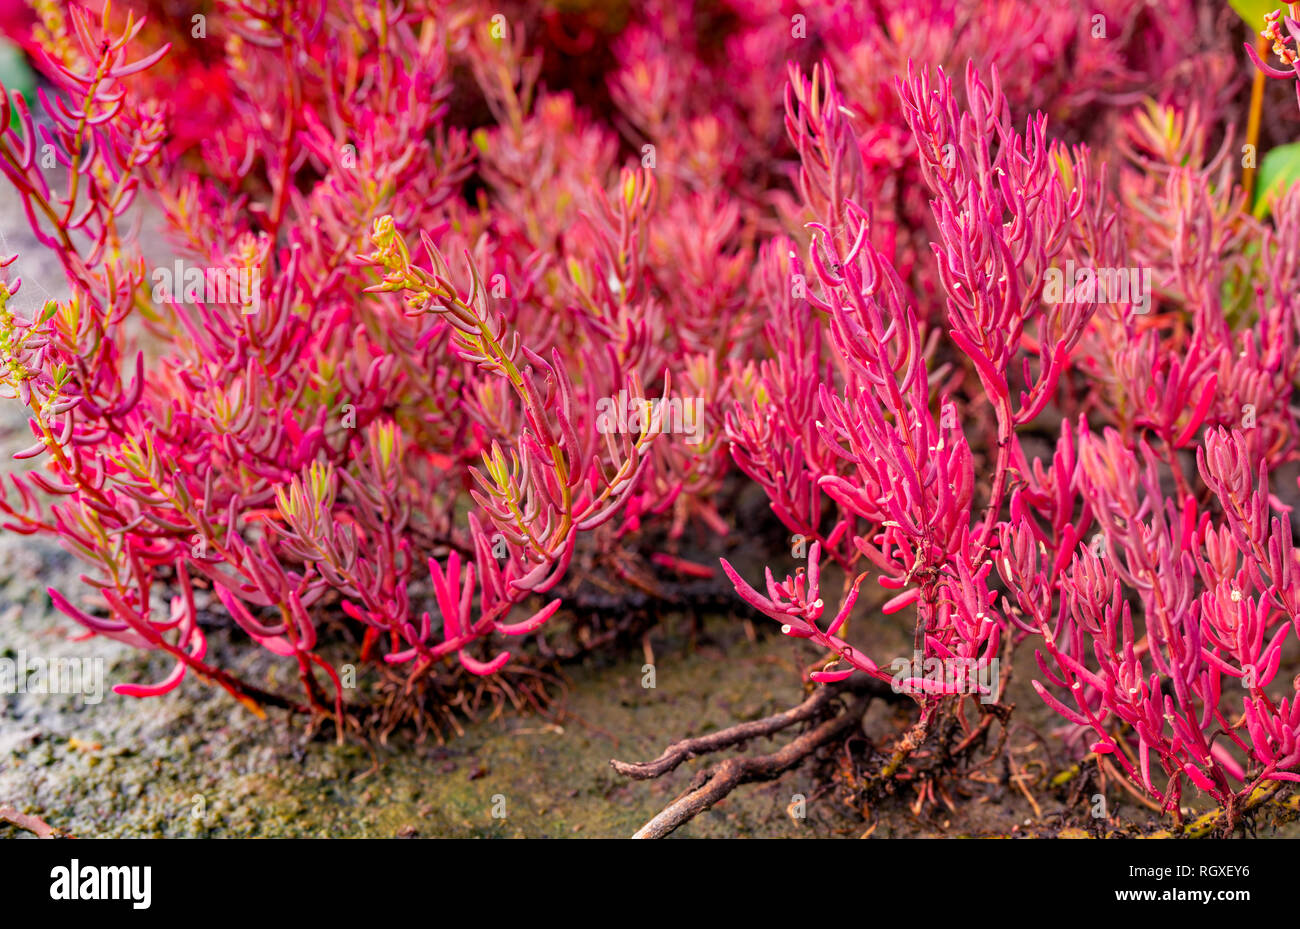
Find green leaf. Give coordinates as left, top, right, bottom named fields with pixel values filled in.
left=1253, top=141, right=1300, bottom=219
left=1229, top=0, right=1280, bottom=27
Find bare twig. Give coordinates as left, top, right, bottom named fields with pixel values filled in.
left=624, top=693, right=873, bottom=838
left=611, top=674, right=907, bottom=838
left=1008, top=752, right=1043, bottom=820
left=611, top=675, right=897, bottom=780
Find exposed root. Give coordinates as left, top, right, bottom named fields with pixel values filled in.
left=621, top=692, right=873, bottom=838
left=611, top=675, right=903, bottom=837
left=829, top=693, right=1012, bottom=827
left=366, top=659, right=564, bottom=746
left=613, top=680, right=879, bottom=780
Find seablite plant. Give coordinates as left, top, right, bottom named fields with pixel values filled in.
left=0, top=1, right=731, bottom=738
left=2, top=0, right=1299, bottom=836
left=710, top=22, right=1300, bottom=832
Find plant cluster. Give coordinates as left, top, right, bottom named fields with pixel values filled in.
left=2, top=0, right=1299, bottom=831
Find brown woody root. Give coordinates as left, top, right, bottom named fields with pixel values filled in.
left=611, top=675, right=901, bottom=838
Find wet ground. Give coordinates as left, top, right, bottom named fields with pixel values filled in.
left=2, top=569, right=858, bottom=838
left=10, top=486, right=1292, bottom=840
left=0, top=536, right=1044, bottom=839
